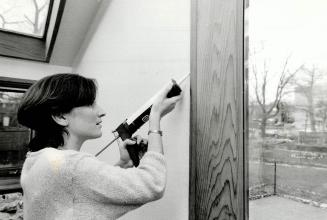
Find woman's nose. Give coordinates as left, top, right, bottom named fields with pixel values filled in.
left=96, top=105, right=106, bottom=118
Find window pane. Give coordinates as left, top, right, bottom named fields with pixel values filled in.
left=0, top=91, right=29, bottom=192
left=247, top=0, right=327, bottom=219
left=0, top=0, right=50, bottom=37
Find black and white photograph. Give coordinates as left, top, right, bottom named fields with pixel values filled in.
left=0, top=0, right=327, bottom=220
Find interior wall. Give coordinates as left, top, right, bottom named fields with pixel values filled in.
left=49, top=0, right=103, bottom=66
left=73, top=0, right=190, bottom=219
left=0, top=57, right=72, bottom=80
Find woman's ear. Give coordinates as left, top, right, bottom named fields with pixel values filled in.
left=51, top=114, right=68, bottom=126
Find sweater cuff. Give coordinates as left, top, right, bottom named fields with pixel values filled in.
left=140, top=151, right=166, bottom=167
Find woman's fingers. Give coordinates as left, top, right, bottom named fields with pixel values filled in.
left=161, top=94, right=182, bottom=116
left=122, top=136, right=148, bottom=148
left=133, top=135, right=148, bottom=145
left=122, top=139, right=136, bottom=148
left=134, top=135, right=142, bottom=145
left=168, top=94, right=183, bottom=103
left=159, top=82, right=174, bottom=99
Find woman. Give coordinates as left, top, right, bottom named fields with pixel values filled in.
left=17, top=73, right=182, bottom=220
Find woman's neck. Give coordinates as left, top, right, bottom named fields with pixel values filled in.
left=60, top=134, right=84, bottom=151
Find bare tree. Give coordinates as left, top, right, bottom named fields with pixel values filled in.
left=316, top=100, right=327, bottom=131
left=0, top=0, right=49, bottom=35
left=0, top=6, right=25, bottom=29
left=24, top=0, right=49, bottom=35
left=294, top=66, right=323, bottom=132
left=252, top=57, right=303, bottom=138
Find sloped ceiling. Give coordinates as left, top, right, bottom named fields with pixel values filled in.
left=49, top=0, right=105, bottom=67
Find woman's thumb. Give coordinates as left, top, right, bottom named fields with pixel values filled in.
left=124, top=139, right=136, bottom=146
left=161, top=82, right=174, bottom=98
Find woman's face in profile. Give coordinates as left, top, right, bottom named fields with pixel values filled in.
left=64, top=103, right=106, bottom=141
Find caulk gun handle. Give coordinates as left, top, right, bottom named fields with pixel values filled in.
left=126, top=145, right=141, bottom=167
left=117, top=124, right=143, bottom=167
left=126, top=139, right=147, bottom=167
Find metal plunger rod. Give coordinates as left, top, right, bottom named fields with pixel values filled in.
left=95, top=136, right=119, bottom=157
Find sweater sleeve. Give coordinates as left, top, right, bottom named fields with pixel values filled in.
left=70, top=151, right=167, bottom=205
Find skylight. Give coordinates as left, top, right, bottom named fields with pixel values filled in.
left=0, top=0, right=51, bottom=38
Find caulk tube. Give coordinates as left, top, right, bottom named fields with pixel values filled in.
left=123, top=73, right=189, bottom=132
left=119, top=80, right=182, bottom=134
left=115, top=77, right=184, bottom=166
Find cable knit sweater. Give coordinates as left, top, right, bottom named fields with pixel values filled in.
left=20, top=147, right=166, bottom=220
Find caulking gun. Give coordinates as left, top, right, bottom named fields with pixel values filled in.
left=95, top=74, right=189, bottom=166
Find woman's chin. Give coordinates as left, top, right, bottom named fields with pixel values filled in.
left=87, top=132, right=102, bottom=140
left=95, top=132, right=102, bottom=138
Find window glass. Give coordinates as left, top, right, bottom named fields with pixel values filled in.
left=0, top=0, right=50, bottom=37
left=0, top=90, right=30, bottom=192
left=248, top=0, right=327, bottom=219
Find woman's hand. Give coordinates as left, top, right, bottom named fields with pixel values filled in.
left=150, top=82, right=182, bottom=120
left=116, top=135, right=148, bottom=168
left=147, top=82, right=183, bottom=154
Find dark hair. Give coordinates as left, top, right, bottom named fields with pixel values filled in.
left=17, top=73, right=97, bottom=152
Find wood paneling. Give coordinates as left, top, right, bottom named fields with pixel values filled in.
left=190, top=0, right=245, bottom=219
left=0, top=31, right=46, bottom=61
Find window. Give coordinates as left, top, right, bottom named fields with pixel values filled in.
left=0, top=0, right=52, bottom=38
left=0, top=0, right=66, bottom=62
left=247, top=0, right=327, bottom=219
left=0, top=77, right=35, bottom=194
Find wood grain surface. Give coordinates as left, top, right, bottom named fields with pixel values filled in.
left=0, top=31, right=46, bottom=61
left=190, top=0, right=245, bottom=219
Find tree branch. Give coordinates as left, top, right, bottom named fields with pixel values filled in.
left=0, top=15, right=5, bottom=27
left=266, top=109, right=280, bottom=119
left=267, top=63, right=303, bottom=115
left=24, top=14, right=35, bottom=25
left=32, top=0, right=39, bottom=11
left=253, top=63, right=264, bottom=109
left=38, top=0, right=49, bottom=12
left=5, top=21, right=25, bottom=25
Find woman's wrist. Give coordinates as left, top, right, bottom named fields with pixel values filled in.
left=149, top=112, right=161, bottom=130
